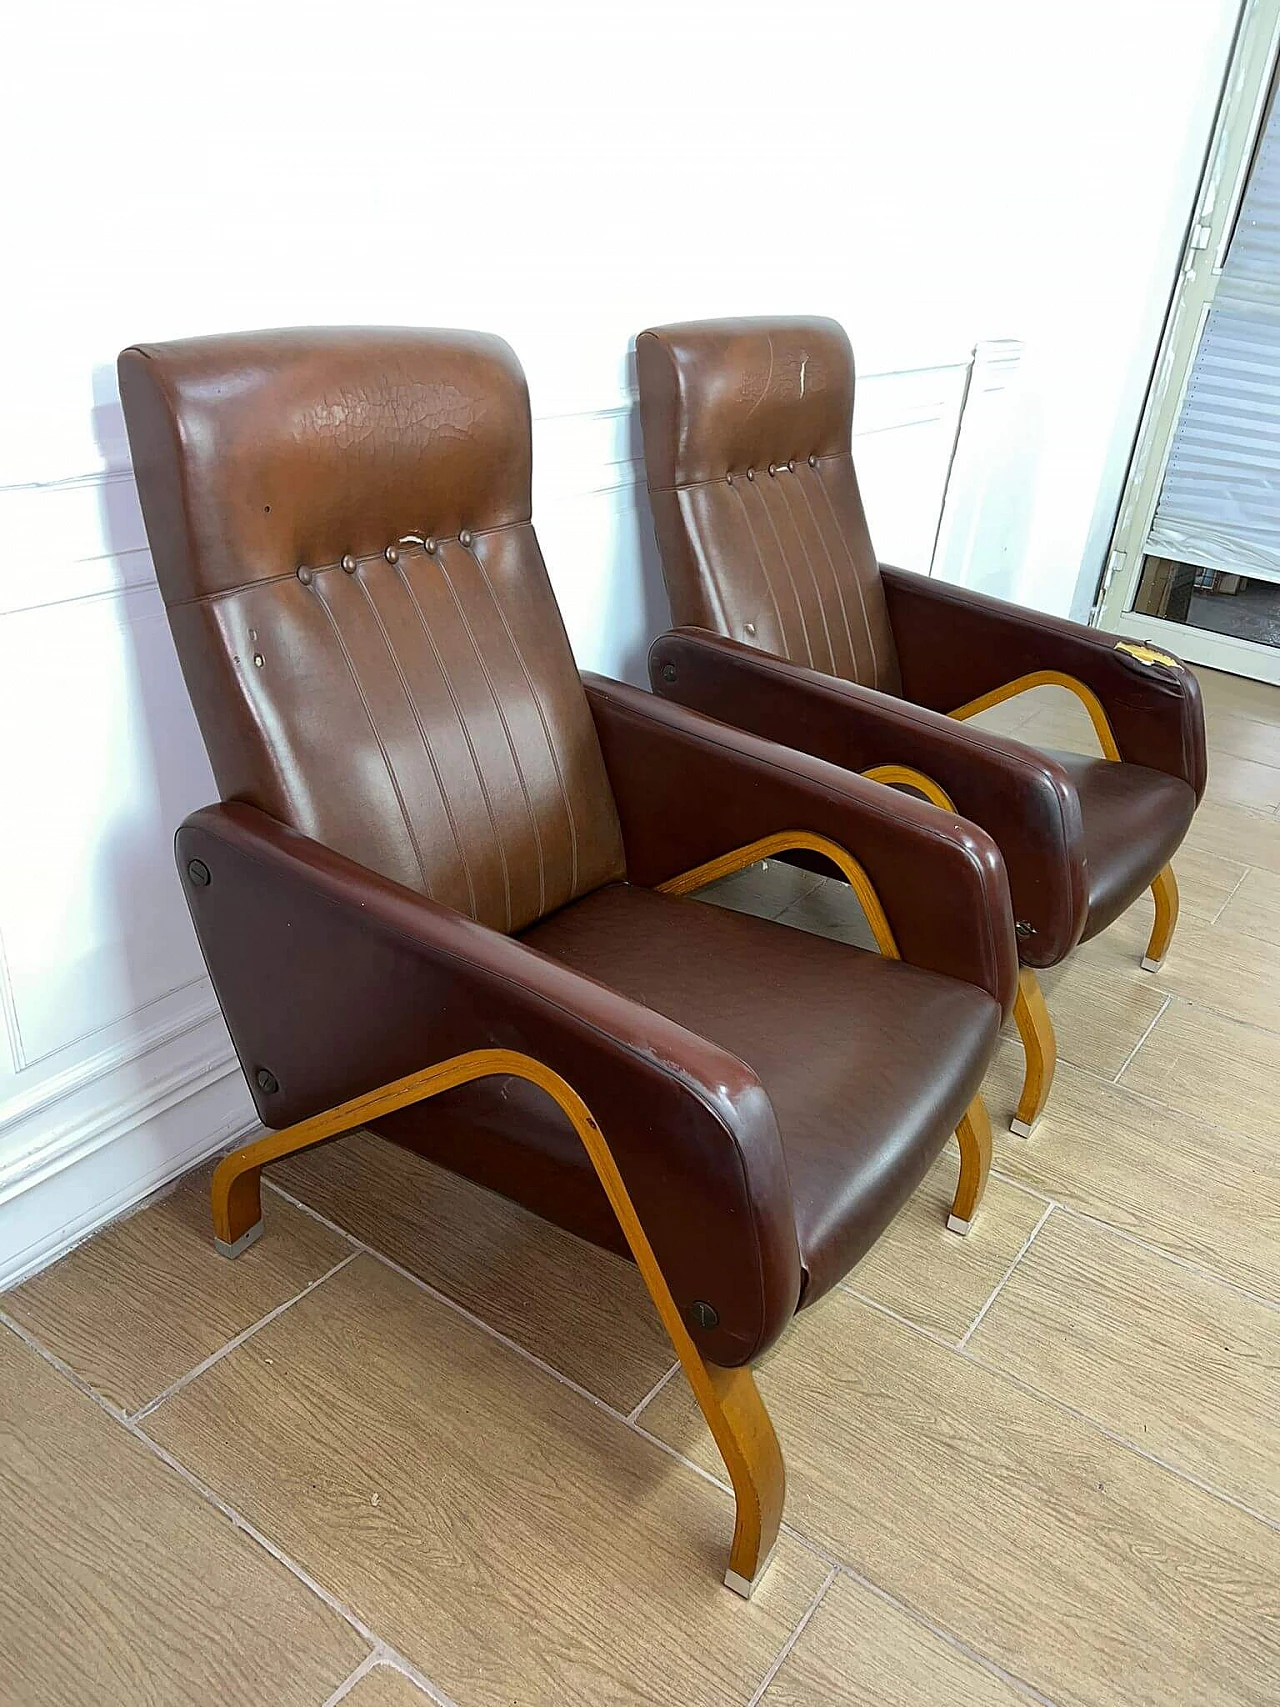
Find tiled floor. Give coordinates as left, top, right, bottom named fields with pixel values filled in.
left=4, top=666, right=1279, bottom=1706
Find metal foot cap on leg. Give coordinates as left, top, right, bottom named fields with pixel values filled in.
left=214, top=1220, right=264, bottom=1260
left=946, top=1212, right=973, bottom=1236
left=1010, top=1116, right=1039, bottom=1139
left=724, top=1545, right=777, bottom=1600
left=1141, top=955, right=1164, bottom=973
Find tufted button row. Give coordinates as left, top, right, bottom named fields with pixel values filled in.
left=297, top=531, right=478, bottom=581
left=725, top=457, right=813, bottom=485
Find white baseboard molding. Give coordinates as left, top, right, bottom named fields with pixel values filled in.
left=0, top=1054, right=255, bottom=1291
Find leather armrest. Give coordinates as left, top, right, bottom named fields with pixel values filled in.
left=647, top=628, right=1087, bottom=967
left=881, top=565, right=1208, bottom=801
left=584, top=675, right=1018, bottom=1015
left=177, top=802, right=802, bottom=1366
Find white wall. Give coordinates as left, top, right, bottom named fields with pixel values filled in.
left=0, top=0, right=1238, bottom=1281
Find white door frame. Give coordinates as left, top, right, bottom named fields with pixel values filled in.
left=1095, top=0, right=1280, bottom=683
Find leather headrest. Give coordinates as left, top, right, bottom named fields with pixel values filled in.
left=118, top=326, right=531, bottom=603
left=636, top=317, right=854, bottom=489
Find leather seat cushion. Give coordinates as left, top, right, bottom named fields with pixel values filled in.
left=375, top=883, right=999, bottom=1305
left=1031, top=750, right=1197, bottom=941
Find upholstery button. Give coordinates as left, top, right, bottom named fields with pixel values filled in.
left=808, top=454, right=818, bottom=468
left=788, top=459, right=797, bottom=473
left=341, top=553, right=357, bottom=573
left=746, top=468, right=755, bottom=481
left=768, top=463, right=777, bottom=477
left=296, top=566, right=313, bottom=585
left=424, top=537, right=437, bottom=555
left=459, top=529, right=473, bottom=548
left=384, top=546, right=399, bottom=565
left=744, top=622, right=756, bottom=637
left=726, top=471, right=734, bottom=485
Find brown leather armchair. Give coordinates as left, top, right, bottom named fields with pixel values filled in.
left=119, top=326, right=1017, bottom=1595
left=636, top=316, right=1206, bottom=1137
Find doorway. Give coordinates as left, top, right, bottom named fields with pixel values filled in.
left=1097, top=0, right=1280, bottom=683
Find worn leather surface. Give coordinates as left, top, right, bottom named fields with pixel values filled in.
left=648, top=629, right=1087, bottom=967
left=524, top=884, right=999, bottom=1300
left=882, top=565, right=1209, bottom=802
left=586, top=675, right=1017, bottom=1014
left=176, top=803, right=801, bottom=1367
left=636, top=318, right=902, bottom=691
left=119, top=330, right=623, bottom=931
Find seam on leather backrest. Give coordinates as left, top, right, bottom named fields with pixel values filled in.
left=729, top=479, right=812, bottom=665
left=162, top=519, right=529, bottom=610
left=645, top=451, right=847, bottom=495
left=355, top=569, right=479, bottom=920
left=468, top=536, right=583, bottom=900
left=309, top=577, right=434, bottom=897
left=764, top=473, right=839, bottom=677
left=434, top=548, right=547, bottom=923
left=791, top=469, right=862, bottom=681
left=393, top=554, right=515, bottom=931
left=809, top=462, right=882, bottom=690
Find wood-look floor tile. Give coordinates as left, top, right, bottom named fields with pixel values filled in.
left=273, top=1131, right=673, bottom=1412
left=1208, top=709, right=1280, bottom=770
left=1073, top=905, right=1280, bottom=1037
left=981, top=1040, right=1280, bottom=1304
left=772, top=873, right=878, bottom=949
left=0, top=1326, right=364, bottom=1706
left=1195, top=667, right=1280, bottom=727
left=147, top=1254, right=827, bottom=1707
left=1119, top=1001, right=1280, bottom=1147
left=694, top=858, right=824, bottom=920
left=844, top=1149, right=1046, bottom=1341
left=1004, top=925, right=1167, bottom=1079
left=1203, top=751, right=1280, bottom=812
left=761, top=1572, right=1027, bottom=1706
left=1183, top=799, right=1280, bottom=877
left=1143, top=843, right=1248, bottom=923
left=968, top=1212, right=1280, bottom=1522
left=1217, top=866, right=1280, bottom=948
left=641, top=1289, right=1280, bottom=1707
left=3, top=1163, right=350, bottom=1412
left=343, top=1666, right=431, bottom=1705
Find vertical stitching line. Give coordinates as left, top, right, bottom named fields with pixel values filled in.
left=354, top=569, right=478, bottom=920
left=744, top=477, right=816, bottom=668
left=772, top=475, right=838, bottom=676
left=310, top=579, right=434, bottom=896
left=727, top=480, right=792, bottom=655
left=434, top=545, right=547, bottom=921
left=812, top=460, right=881, bottom=690
left=795, top=471, right=860, bottom=680
left=466, top=531, right=581, bottom=899
left=393, top=553, right=514, bottom=931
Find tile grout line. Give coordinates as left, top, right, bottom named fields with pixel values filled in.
left=628, top=1358, right=680, bottom=1423
left=1208, top=860, right=1253, bottom=925
left=958, top=1338, right=1280, bottom=1538
left=957, top=1205, right=1055, bottom=1351
left=0, top=1306, right=460, bottom=1707
left=834, top=1284, right=959, bottom=1349
left=1110, top=994, right=1172, bottom=1083
left=1053, top=1200, right=1280, bottom=1316
left=129, top=1250, right=361, bottom=1422
left=742, top=1564, right=838, bottom=1707
left=835, top=1562, right=1063, bottom=1707
left=319, top=1649, right=386, bottom=1707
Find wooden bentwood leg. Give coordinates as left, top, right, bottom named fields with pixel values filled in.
left=946, top=1095, right=993, bottom=1235
left=210, top=1047, right=784, bottom=1597
left=1143, top=864, right=1180, bottom=971
left=1011, top=967, right=1057, bottom=1138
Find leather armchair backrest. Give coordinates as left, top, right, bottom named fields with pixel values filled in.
left=636, top=317, right=902, bottom=694
left=120, top=328, right=624, bottom=933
